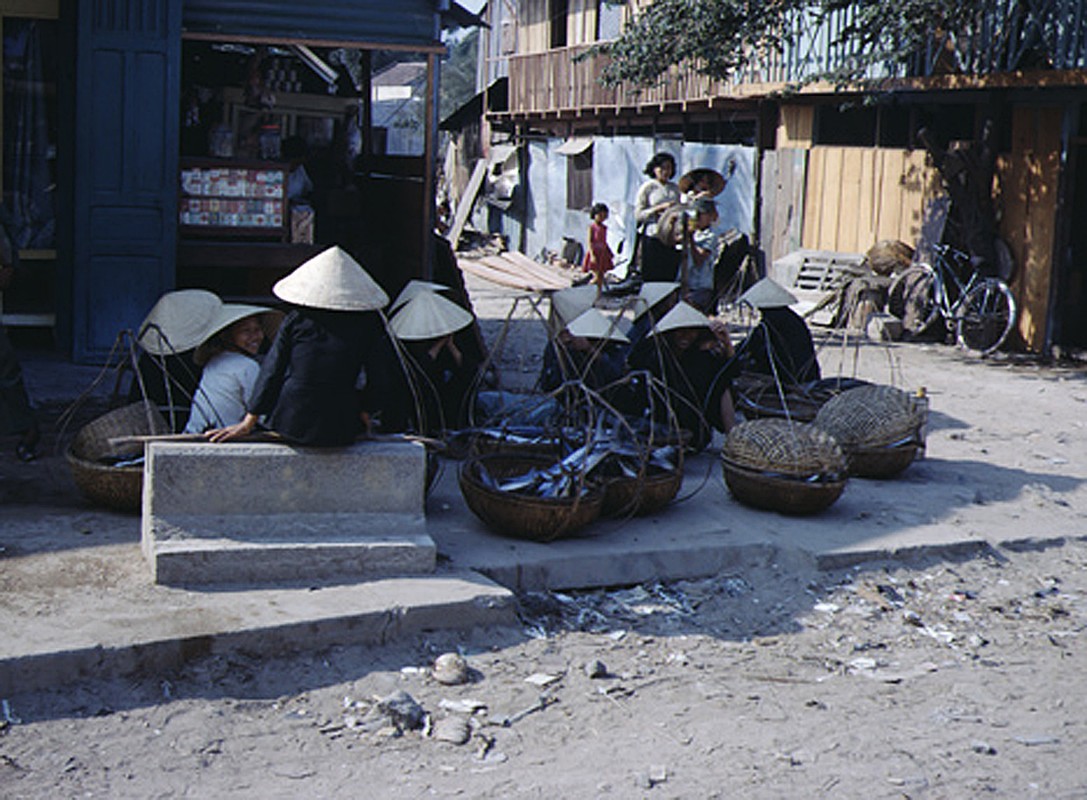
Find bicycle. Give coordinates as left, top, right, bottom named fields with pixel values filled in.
left=887, top=242, right=1017, bottom=356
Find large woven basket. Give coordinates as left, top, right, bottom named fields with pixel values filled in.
left=459, top=453, right=604, bottom=542
left=66, top=402, right=171, bottom=511
left=721, top=419, right=847, bottom=514
left=812, top=384, right=925, bottom=478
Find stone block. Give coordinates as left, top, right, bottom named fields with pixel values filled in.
left=142, top=440, right=433, bottom=586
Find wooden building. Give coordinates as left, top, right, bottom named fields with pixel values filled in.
left=482, top=0, right=1087, bottom=354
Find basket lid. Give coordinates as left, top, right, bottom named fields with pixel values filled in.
left=813, top=384, right=924, bottom=449
left=722, top=418, right=845, bottom=478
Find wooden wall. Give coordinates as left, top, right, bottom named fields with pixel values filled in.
left=801, top=147, right=940, bottom=255
left=996, top=106, right=1062, bottom=352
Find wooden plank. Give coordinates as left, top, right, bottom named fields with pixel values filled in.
left=477, top=254, right=569, bottom=289
left=802, top=148, right=824, bottom=248
left=836, top=149, right=863, bottom=252
left=760, top=150, right=779, bottom=265
left=500, top=251, right=574, bottom=287
left=820, top=148, right=844, bottom=250
left=457, top=257, right=539, bottom=290
left=447, top=159, right=488, bottom=249
left=1020, top=107, right=1062, bottom=352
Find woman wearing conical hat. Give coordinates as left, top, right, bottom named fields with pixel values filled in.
left=628, top=301, right=737, bottom=449
left=624, top=281, right=681, bottom=354
left=735, top=278, right=820, bottom=386
left=183, top=303, right=281, bottom=434
left=539, top=307, right=629, bottom=394
left=207, top=246, right=392, bottom=446
left=386, top=290, right=481, bottom=434
left=127, top=288, right=223, bottom=414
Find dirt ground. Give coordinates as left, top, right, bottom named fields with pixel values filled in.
left=3, top=291, right=1087, bottom=798
left=2, top=536, right=1086, bottom=798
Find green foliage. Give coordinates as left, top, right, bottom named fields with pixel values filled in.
left=590, top=0, right=991, bottom=89
left=440, top=29, right=480, bottom=120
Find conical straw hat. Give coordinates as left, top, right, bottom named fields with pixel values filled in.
left=632, top=282, right=680, bottom=319
left=550, top=284, right=597, bottom=327
left=650, top=301, right=710, bottom=336
left=273, top=245, right=389, bottom=311
left=566, top=308, right=629, bottom=343
left=137, top=289, right=222, bottom=355
left=389, top=290, right=474, bottom=340
left=737, top=277, right=797, bottom=309
left=389, top=279, right=450, bottom=313
left=193, top=303, right=283, bottom=366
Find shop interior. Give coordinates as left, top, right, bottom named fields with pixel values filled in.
left=177, top=38, right=432, bottom=302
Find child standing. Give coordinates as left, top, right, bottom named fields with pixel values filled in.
left=582, top=202, right=614, bottom=296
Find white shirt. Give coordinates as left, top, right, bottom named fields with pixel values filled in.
left=184, top=351, right=261, bottom=433
left=634, top=179, right=680, bottom=236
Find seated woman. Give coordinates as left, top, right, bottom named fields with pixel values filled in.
left=207, top=246, right=391, bottom=446
left=627, top=301, right=737, bottom=450
left=387, top=289, right=481, bottom=434
left=735, top=277, right=821, bottom=385
left=183, top=303, right=279, bottom=433
left=130, top=289, right=223, bottom=421
left=624, top=281, right=680, bottom=356
left=540, top=307, right=629, bottom=394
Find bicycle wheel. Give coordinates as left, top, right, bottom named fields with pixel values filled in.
left=888, top=265, right=942, bottom=337
left=956, top=278, right=1017, bottom=355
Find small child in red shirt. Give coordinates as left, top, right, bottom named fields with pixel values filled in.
left=582, top=202, right=614, bottom=296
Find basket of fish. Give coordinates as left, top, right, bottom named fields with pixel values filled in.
left=721, top=419, right=847, bottom=515
left=459, top=452, right=605, bottom=542
left=598, top=446, right=683, bottom=517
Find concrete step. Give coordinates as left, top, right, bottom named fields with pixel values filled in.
left=0, top=570, right=516, bottom=695
left=149, top=514, right=435, bottom=586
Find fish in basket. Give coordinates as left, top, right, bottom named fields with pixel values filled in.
left=459, top=450, right=606, bottom=542
left=721, top=418, right=847, bottom=515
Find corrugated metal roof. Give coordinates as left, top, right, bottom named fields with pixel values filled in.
left=183, top=0, right=442, bottom=47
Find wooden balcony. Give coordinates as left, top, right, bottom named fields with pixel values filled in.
left=505, top=45, right=776, bottom=118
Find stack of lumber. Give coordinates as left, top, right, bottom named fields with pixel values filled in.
left=457, top=251, right=574, bottom=291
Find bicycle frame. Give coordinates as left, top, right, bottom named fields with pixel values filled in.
left=926, top=243, right=982, bottom=322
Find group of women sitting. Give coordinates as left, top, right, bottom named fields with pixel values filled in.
left=533, top=276, right=820, bottom=450
left=131, top=243, right=818, bottom=452
left=133, top=245, right=486, bottom=447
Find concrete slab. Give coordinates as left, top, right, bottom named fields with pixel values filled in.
left=141, top=440, right=433, bottom=585
left=0, top=563, right=514, bottom=696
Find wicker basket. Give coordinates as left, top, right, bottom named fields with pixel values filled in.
left=845, top=441, right=923, bottom=480
left=721, top=419, right=847, bottom=514
left=66, top=402, right=171, bottom=511
left=459, top=453, right=604, bottom=542
left=601, top=464, right=683, bottom=517
left=866, top=240, right=914, bottom=276
left=812, top=384, right=925, bottom=478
